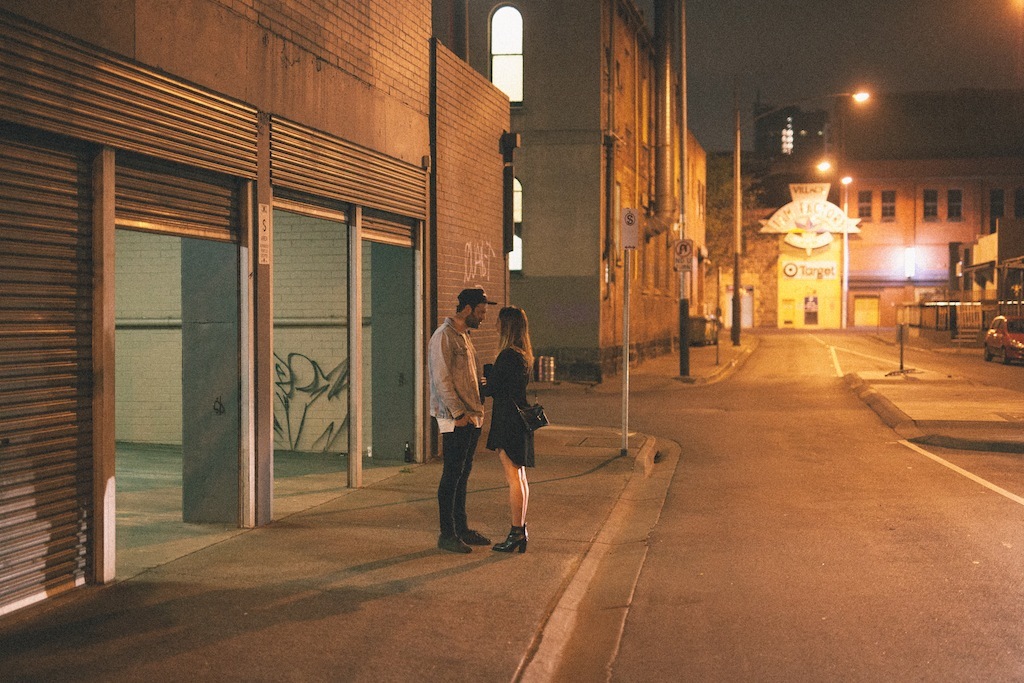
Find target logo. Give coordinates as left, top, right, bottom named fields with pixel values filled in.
left=783, top=263, right=799, bottom=278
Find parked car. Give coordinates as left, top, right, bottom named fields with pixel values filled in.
left=983, top=315, right=1024, bottom=364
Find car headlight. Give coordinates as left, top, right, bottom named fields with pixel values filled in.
left=1011, top=339, right=1024, bottom=350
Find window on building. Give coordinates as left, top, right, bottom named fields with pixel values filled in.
left=509, top=177, right=523, bottom=271
left=490, top=6, right=523, bottom=104
left=947, top=189, right=962, bottom=221
left=881, top=190, right=896, bottom=221
left=990, top=188, right=1005, bottom=233
left=1015, top=187, right=1024, bottom=219
left=923, top=189, right=938, bottom=220
left=857, top=190, right=872, bottom=220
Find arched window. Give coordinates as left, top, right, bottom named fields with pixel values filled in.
left=509, top=177, right=523, bottom=271
left=491, top=6, right=523, bottom=104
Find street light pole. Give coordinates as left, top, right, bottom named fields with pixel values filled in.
left=732, top=87, right=742, bottom=346
left=841, top=176, right=852, bottom=329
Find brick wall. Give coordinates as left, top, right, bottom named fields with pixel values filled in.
left=432, top=40, right=510, bottom=363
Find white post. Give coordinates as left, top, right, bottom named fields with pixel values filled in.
left=621, top=207, right=637, bottom=457
left=622, top=253, right=630, bottom=456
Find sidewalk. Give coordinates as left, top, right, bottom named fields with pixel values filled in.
left=847, top=333, right=1024, bottom=454
left=0, top=342, right=754, bottom=682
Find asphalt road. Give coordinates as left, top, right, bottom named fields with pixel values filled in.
left=546, top=331, right=1024, bottom=682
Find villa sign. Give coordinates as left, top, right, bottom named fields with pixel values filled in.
left=760, top=183, right=861, bottom=254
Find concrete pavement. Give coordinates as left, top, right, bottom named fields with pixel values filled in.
left=0, top=340, right=751, bottom=683
left=7, top=331, right=1013, bottom=682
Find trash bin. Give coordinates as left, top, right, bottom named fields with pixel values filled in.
left=688, top=316, right=716, bottom=346
left=534, top=355, right=556, bottom=382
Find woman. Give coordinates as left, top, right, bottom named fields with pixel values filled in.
left=484, top=306, right=534, bottom=553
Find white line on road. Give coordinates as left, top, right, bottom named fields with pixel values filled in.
left=899, top=440, right=1024, bottom=507
left=829, top=346, right=843, bottom=378
left=809, top=334, right=927, bottom=367
left=809, top=335, right=845, bottom=377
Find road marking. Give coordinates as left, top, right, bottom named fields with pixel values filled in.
left=809, top=335, right=846, bottom=377
left=899, top=440, right=1024, bottom=507
left=829, top=346, right=843, bottom=377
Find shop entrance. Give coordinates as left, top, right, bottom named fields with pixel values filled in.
left=114, top=230, right=242, bottom=578
left=854, top=296, right=880, bottom=327
left=271, top=206, right=351, bottom=517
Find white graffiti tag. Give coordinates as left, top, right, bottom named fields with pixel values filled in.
left=464, top=240, right=497, bottom=282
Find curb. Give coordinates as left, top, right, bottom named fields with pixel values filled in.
left=845, top=373, right=1024, bottom=453
left=676, top=335, right=760, bottom=386
left=518, top=433, right=672, bottom=682
left=843, top=373, right=923, bottom=440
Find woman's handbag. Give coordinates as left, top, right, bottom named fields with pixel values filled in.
left=517, top=402, right=549, bottom=432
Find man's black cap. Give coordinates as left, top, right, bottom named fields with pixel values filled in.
left=458, top=288, right=497, bottom=308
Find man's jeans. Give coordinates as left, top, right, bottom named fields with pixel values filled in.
left=437, top=425, right=481, bottom=537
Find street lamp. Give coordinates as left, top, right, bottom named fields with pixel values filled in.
left=732, top=89, right=869, bottom=343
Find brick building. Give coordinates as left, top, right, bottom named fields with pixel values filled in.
left=454, top=0, right=707, bottom=381
left=723, top=89, right=1024, bottom=330
left=0, top=1, right=509, bottom=614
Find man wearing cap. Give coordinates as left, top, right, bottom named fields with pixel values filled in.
left=428, top=287, right=497, bottom=553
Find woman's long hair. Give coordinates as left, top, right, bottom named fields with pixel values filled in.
left=498, top=306, right=534, bottom=369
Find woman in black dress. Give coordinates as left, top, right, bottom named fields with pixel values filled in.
left=485, top=306, right=534, bottom=553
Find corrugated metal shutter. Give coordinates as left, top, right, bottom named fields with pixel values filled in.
left=271, top=117, right=427, bottom=222
left=0, top=135, right=93, bottom=615
left=116, top=153, right=240, bottom=243
left=362, top=211, right=417, bottom=248
left=0, top=11, right=257, bottom=179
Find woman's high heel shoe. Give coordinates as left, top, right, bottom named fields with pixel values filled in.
left=492, top=525, right=528, bottom=553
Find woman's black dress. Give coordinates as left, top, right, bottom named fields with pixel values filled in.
left=485, top=348, right=534, bottom=467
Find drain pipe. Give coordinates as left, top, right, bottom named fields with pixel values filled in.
left=648, top=0, right=675, bottom=239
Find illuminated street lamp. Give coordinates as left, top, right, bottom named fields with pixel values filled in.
left=732, top=90, right=869, bottom=343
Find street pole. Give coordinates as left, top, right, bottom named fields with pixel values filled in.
left=841, top=178, right=851, bottom=329
left=678, top=0, right=690, bottom=377
left=622, top=249, right=630, bottom=457
left=622, top=208, right=636, bottom=458
left=732, top=87, right=742, bottom=346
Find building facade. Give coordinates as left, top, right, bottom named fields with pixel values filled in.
left=721, top=89, right=1024, bottom=331
left=457, top=0, right=707, bottom=381
left=0, top=1, right=509, bottom=615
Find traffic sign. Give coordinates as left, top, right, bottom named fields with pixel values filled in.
left=622, top=208, right=638, bottom=249
left=673, top=238, right=693, bottom=271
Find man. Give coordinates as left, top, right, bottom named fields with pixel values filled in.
left=428, top=288, right=497, bottom=553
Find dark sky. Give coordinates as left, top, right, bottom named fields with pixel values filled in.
left=686, top=0, right=1024, bottom=152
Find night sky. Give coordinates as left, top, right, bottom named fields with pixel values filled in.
left=686, top=0, right=1024, bottom=152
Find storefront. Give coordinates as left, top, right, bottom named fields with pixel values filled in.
left=761, top=184, right=860, bottom=329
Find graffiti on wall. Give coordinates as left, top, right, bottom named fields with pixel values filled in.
left=464, top=240, right=497, bottom=282
left=274, top=352, right=349, bottom=453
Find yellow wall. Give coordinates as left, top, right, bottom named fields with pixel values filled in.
left=776, top=238, right=842, bottom=328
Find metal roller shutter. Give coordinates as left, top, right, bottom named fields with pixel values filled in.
left=116, top=153, right=241, bottom=243
left=362, top=210, right=418, bottom=248
left=0, top=135, right=93, bottom=615
left=0, top=11, right=257, bottom=179
left=271, top=117, right=427, bottom=223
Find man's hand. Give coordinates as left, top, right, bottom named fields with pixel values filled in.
left=453, top=413, right=472, bottom=427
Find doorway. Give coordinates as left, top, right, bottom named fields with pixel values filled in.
left=271, top=207, right=351, bottom=516
left=853, top=296, right=880, bottom=327
left=114, top=230, right=242, bottom=578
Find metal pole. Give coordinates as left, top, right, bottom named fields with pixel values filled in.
left=678, top=0, right=690, bottom=376
left=622, top=251, right=630, bottom=457
left=732, top=87, right=742, bottom=345
left=716, top=265, right=721, bottom=365
left=842, top=181, right=850, bottom=329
